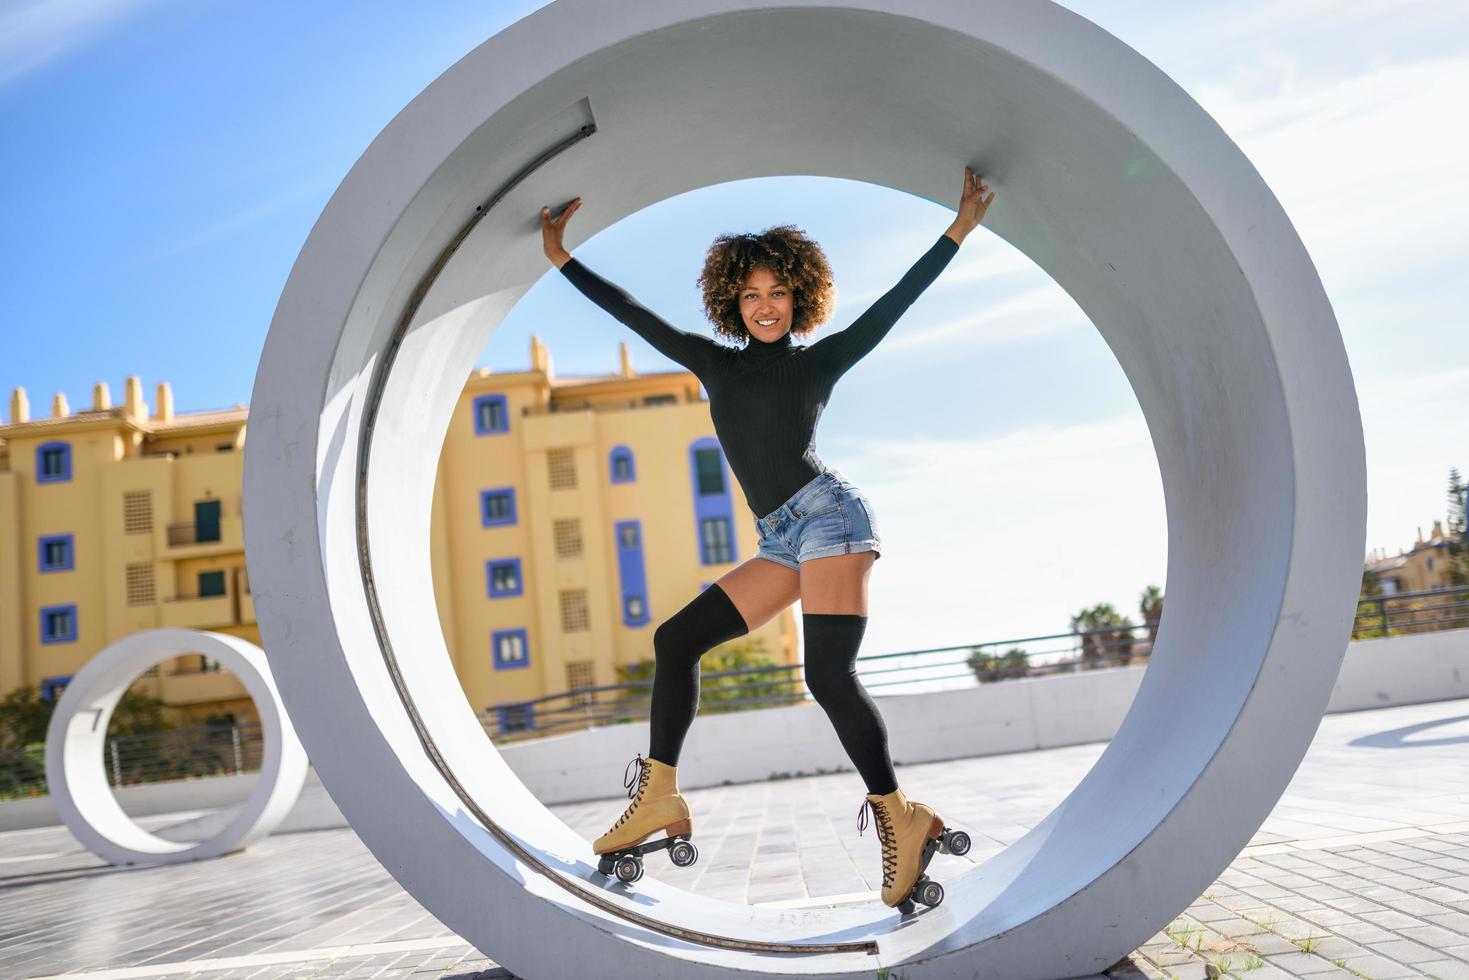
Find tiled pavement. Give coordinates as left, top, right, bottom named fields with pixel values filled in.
left=3, top=697, right=1469, bottom=978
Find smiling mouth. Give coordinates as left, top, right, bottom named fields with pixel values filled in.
left=755, top=319, right=778, bottom=327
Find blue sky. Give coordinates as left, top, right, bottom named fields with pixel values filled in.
left=3, top=0, right=1465, bottom=655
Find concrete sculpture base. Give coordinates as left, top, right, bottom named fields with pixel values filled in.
left=243, top=1, right=1366, bottom=976
left=44, top=628, right=307, bottom=865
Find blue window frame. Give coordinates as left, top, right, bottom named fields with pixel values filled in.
left=700, top=516, right=733, bottom=564
left=39, top=675, right=73, bottom=702
left=615, top=519, right=650, bottom=627
left=689, top=438, right=737, bottom=565
left=609, top=445, right=636, bottom=484
left=497, top=702, right=535, bottom=732
left=38, top=534, right=74, bottom=573
left=492, top=627, right=530, bottom=670
left=473, top=394, right=509, bottom=435
left=480, top=488, right=517, bottom=527
left=36, top=441, right=71, bottom=483
left=486, top=558, right=523, bottom=597
left=40, top=604, right=77, bottom=645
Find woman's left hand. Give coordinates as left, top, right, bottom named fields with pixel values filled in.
left=948, top=166, right=995, bottom=244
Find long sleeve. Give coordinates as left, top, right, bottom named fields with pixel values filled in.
left=559, top=257, right=722, bottom=378
left=807, top=234, right=959, bottom=379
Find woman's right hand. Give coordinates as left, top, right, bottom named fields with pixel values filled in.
left=541, top=196, right=582, bottom=269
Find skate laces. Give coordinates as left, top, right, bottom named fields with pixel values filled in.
left=610, top=753, right=651, bottom=831
left=857, top=798, right=898, bottom=888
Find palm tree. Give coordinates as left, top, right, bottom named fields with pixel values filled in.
left=1139, top=585, right=1164, bottom=657
left=1069, top=603, right=1136, bottom=670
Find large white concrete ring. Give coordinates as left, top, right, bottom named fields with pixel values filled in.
left=243, top=1, right=1366, bottom=976
left=44, top=628, right=308, bottom=865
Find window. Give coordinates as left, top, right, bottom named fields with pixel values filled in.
left=642, top=393, right=677, bottom=407
left=122, top=491, right=153, bottom=533
left=194, top=499, right=222, bottom=544
left=215, top=443, right=235, bottom=453
left=38, top=534, right=74, bottom=573
left=614, top=519, right=650, bottom=628
left=553, top=518, right=583, bottom=558
left=619, top=524, right=640, bottom=549
left=198, top=570, right=227, bottom=598
left=126, top=563, right=156, bottom=606
left=480, top=488, right=516, bottom=527
left=486, top=559, right=522, bottom=597
left=566, top=660, right=595, bottom=707
left=559, top=589, right=591, bottom=632
left=610, top=446, right=636, bottom=483
left=498, top=702, right=534, bottom=732
left=36, top=442, right=71, bottom=483
left=700, top=516, right=733, bottom=564
left=547, top=447, right=577, bottom=490
left=625, top=595, right=646, bottom=621
left=39, top=675, right=72, bottom=702
left=40, top=604, right=77, bottom=645
left=492, top=628, right=529, bottom=670
left=473, top=394, right=509, bottom=435
left=694, top=447, right=724, bottom=495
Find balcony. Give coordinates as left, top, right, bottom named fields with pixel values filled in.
left=160, top=592, right=237, bottom=629
left=163, top=515, right=244, bottom=558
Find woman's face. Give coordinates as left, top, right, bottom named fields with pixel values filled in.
left=738, top=266, right=794, bottom=343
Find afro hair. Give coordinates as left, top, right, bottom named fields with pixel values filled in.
left=697, top=224, right=836, bottom=344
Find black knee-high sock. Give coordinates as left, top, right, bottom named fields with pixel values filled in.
left=647, top=583, right=749, bottom=767
left=802, top=613, right=898, bottom=795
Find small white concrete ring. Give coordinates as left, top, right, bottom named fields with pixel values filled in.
left=44, top=628, right=308, bottom=865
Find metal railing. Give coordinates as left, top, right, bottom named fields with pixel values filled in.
left=0, top=722, right=263, bottom=801
left=484, top=585, right=1469, bottom=745
left=2, top=587, right=1464, bottom=794
left=520, top=394, right=698, bottom=417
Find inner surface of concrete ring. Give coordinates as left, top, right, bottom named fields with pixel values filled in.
left=44, top=628, right=308, bottom=865
left=242, top=0, right=1366, bottom=976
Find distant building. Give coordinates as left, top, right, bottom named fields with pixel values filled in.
left=0, top=338, right=797, bottom=732
left=1364, top=521, right=1457, bottom=595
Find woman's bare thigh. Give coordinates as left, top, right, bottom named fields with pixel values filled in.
left=715, top=556, right=801, bottom=631
left=799, top=551, right=877, bottom=615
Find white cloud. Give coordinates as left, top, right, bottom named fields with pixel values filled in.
left=825, top=416, right=1167, bottom=655
left=0, top=0, right=161, bottom=87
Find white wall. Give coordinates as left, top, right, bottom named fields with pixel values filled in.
left=5, top=628, right=1463, bottom=829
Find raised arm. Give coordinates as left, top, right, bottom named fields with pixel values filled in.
left=542, top=196, right=721, bottom=376
left=559, top=257, right=722, bottom=377
left=807, top=233, right=959, bottom=379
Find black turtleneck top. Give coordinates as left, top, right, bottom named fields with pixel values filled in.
left=559, top=233, right=960, bottom=518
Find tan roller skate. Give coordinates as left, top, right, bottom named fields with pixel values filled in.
left=593, top=753, right=698, bottom=883
left=858, top=787, right=971, bottom=913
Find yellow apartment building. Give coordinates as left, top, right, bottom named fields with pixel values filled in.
left=0, top=338, right=797, bottom=734
left=1365, top=521, right=1461, bottom=595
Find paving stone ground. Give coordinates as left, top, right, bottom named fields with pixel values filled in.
left=3, top=697, right=1469, bottom=978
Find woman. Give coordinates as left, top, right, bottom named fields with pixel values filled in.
left=539, top=167, right=994, bottom=908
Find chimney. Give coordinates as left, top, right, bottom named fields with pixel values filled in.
left=51, top=392, right=69, bottom=418
left=1416, top=526, right=1424, bottom=545
left=92, top=382, right=112, bottom=411
left=9, top=387, right=28, bottom=424
left=1432, top=520, right=1445, bottom=541
left=619, top=340, right=635, bottom=377
left=123, top=375, right=146, bottom=421
left=154, top=382, right=174, bottom=422
left=529, top=334, right=554, bottom=378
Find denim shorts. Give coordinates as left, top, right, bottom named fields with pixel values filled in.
left=752, top=469, right=882, bottom=571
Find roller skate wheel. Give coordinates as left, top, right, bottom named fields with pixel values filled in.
left=946, top=830, right=971, bottom=856
left=614, top=855, right=642, bottom=883
left=898, top=897, right=916, bottom=915
left=670, top=840, right=698, bottom=867
left=596, top=855, right=615, bottom=877
left=918, top=879, right=945, bottom=907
